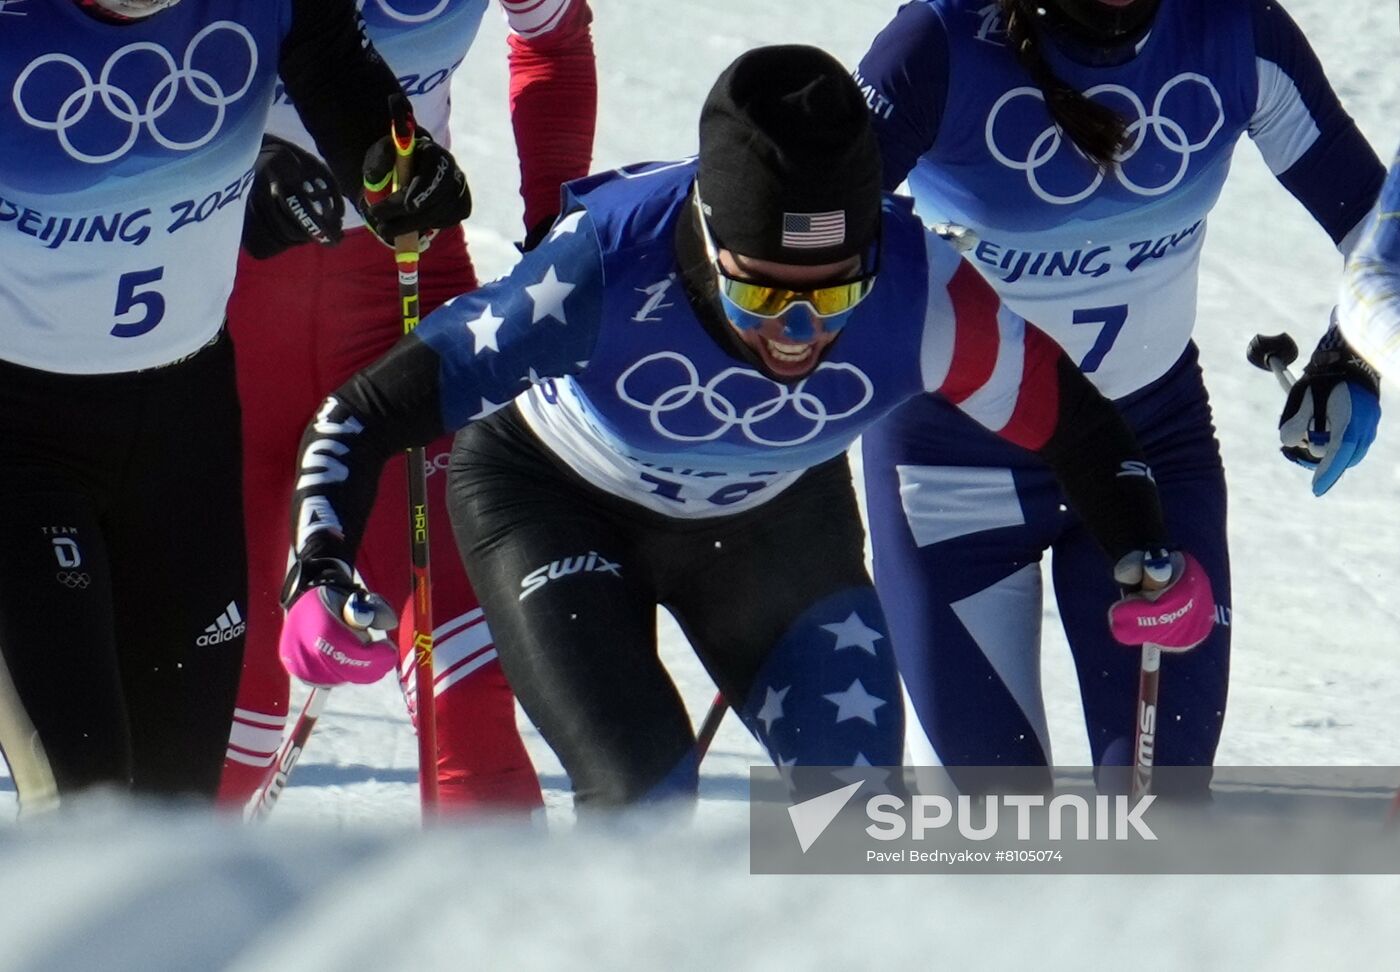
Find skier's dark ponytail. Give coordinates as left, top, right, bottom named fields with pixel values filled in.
left=999, top=0, right=1127, bottom=171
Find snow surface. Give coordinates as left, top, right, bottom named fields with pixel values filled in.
left=5, top=2, right=1400, bottom=969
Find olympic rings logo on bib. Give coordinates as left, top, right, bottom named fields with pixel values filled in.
left=366, top=0, right=452, bottom=24
left=616, top=352, right=875, bottom=447
left=13, top=22, right=258, bottom=165
left=55, top=571, right=92, bottom=590
left=985, top=73, right=1224, bottom=205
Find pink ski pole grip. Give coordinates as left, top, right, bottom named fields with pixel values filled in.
left=1108, top=552, right=1215, bottom=651
left=279, top=588, right=398, bottom=686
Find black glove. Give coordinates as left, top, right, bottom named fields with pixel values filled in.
left=241, top=135, right=345, bottom=260
left=357, top=131, right=472, bottom=246
left=1278, top=319, right=1381, bottom=496
left=281, top=555, right=361, bottom=610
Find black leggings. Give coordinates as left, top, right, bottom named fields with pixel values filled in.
left=448, top=406, right=902, bottom=808
left=0, top=334, right=247, bottom=807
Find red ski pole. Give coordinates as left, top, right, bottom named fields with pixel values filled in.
left=1130, top=643, right=1161, bottom=801
left=248, top=686, right=328, bottom=822
left=386, top=94, right=439, bottom=815
left=249, top=98, right=443, bottom=822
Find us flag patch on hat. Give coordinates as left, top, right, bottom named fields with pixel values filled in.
left=782, top=211, right=846, bottom=248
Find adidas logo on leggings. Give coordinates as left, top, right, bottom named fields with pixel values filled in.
left=197, top=601, right=246, bottom=646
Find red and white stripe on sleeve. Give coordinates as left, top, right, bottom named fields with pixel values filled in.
left=919, top=235, right=1063, bottom=452
left=501, top=0, right=597, bottom=232
left=500, top=0, right=576, bottom=39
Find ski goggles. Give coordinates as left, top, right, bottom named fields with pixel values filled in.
left=694, top=193, right=878, bottom=332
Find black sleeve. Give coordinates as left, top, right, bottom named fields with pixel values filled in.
left=278, top=0, right=404, bottom=203
left=284, top=212, right=606, bottom=598
left=1035, top=358, right=1169, bottom=562
left=286, top=334, right=445, bottom=597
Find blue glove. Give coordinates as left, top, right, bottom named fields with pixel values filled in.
left=1278, top=319, right=1381, bottom=496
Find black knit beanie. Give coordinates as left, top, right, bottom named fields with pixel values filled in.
left=697, top=45, right=881, bottom=266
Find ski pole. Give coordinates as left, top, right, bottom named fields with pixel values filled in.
left=1129, top=643, right=1161, bottom=801
left=248, top=686, right=328, bottom=822
left=248, top=592, right=388, bottom=820
left=250, top=100, right=442, bottom=822
left=1249, top=332, right=1400, bottom=822
left=1246, top=332, right=1299, bottom=392
left=695, top=691, right=727, bottom=759
left=386, top=94, right=440, bottom=815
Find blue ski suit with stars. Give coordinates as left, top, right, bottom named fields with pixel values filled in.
left=283, top=159, right=1177, bottom=807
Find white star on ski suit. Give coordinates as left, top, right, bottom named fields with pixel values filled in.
left=820, top=612, right=884, bottom=655
left=466, top=304, right=505, bottom=354
left=526, top=266, right=575, bottom=325
left=833, top=754, right=894, bottom=791
left=756, top=685, right=790, bottom=733
left=546, top=209, right=585, bottom=242
left=822, top=679, right=887, bottom=726
left=470, top=397, right=505, bottom=421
